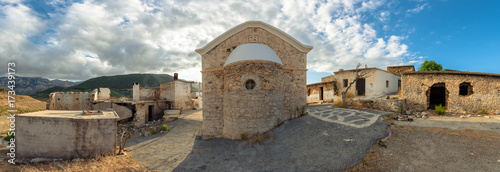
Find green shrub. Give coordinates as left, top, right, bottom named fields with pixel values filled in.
left=161, top=124, right=169, bottom=131
left=240, top=133, right=247, bottom=140
left=390, top=121, right=394, bottom=125
left=150, top=129, right=157, bottom=134
left=3, top=134, right=14, bottom=141
left=480, top=109, right=486, bottom=114
left=435, top=104, right=446, bottom=115
left=296, top=105, right=308, bottom=116
left=378, top=140, right=386, bottom=148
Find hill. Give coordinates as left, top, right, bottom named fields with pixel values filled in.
left=29, top=74, right=180, bottom=100
left=0, top=76, right=79, bottom=95
left=0, top=88, right=46, bottom=134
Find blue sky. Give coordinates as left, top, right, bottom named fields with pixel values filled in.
left=308, top=0, right=500, bottom=84
left=0, top=0, right=498, bottom=83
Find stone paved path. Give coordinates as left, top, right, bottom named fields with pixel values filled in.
left=127, top=109, right=203, bottom=171
left=308, top=104, right=390, bottom=128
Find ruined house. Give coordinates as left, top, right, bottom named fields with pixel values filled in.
left=196, top=21, right=312, bottom=139
left=307, top=66, right=410, bottom=104
left=402, top=71, right=500, bottom=114
left=47, top=74, right=197, bottom=127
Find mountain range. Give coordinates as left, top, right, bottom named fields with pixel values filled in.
left=25, top=74, right=200, bottom=101
left=0, top=77, right=80, bottom=95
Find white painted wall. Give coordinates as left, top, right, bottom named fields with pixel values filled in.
left=373, top=70, right=400, bottom=97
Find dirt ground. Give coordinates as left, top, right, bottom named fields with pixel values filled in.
left=348, top=125, right=500, bottom=172
left=0, top=149, right=150, bottom=172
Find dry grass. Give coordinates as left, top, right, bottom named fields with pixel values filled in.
left=248, top=132, right=274, bottom=146
left=0, top=91, right=46, bottom=134
left=331, top=92, right=356, bottom=108
left=346, top=149, right=384, bottom=172
left=0, top=153, right=151, bottom=172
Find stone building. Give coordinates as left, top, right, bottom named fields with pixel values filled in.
left=159, top=76, right=195, bottom=110
left=196, top=21, right=312, bottom=139
left=306, top=81, right=337, bottom=103
left=47, top=74, right=197, bottom=127
left=307, top=66, right=408, bottom=104
left=402, top=71, right=500, bottom=114
left=47, top=88, right=113, bottom=110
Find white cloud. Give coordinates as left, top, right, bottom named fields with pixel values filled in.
left=379, top=11, right=390, bottom=22
left=0, top=0, right=419, bottom=82
left=407, top=3, right=429, bottom=14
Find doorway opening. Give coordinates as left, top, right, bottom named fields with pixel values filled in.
left=356, top=78, right=366, bottom=96
left=427, top=83, right=448, bottom=109
left=319, top=87, right=324, bottom=100
left=148, top=105, right=154, bottom=121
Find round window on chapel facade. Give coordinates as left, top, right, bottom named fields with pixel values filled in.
left=245, top=80, right=256, bottom=90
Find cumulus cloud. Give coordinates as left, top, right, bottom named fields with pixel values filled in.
left=0, top=0, right=420, bottom=82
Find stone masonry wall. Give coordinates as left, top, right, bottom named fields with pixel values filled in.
left=174, top=81, right=194, bottom=110
left=159, top=82, right=175, bottom=101
left=321, top=75, right=336, bottom=82
left=306, top=81, right=337, bottom=103
left=387, top=66, right=415, bottom=75
left=222, top=62, right=284, bottom=139
left=200, top=26, right=308, bottom=138
left=47, top=92, right=91, bottom=110
left=200, top=70, right=224, bottom=137
left=402, top=72, right=500, bottom=114
left=334, top=69, right=377, bottom=97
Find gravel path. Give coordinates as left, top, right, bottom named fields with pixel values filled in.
left=127, top=105, right=390, bottom=171
left=127, top=109, right=203, bottom=171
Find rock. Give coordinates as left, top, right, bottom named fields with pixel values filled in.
left=421, top=112, right=427, bottom=116
left=460, top=115, right=465, bottom=118
left=422, top=115, right=428, bottom=119
left=485, top=116, right=490, bottom=118
left=495, top=112, right=500, bottom=115
left=72, top=158, right=82, bottom=162
left=405, top=111, right=411, bottom=115
left=30, top=158, right=50, bottom=163
left=467, top=115, right=471, bottom=117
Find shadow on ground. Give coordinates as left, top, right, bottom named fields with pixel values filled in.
left=173, top=105, right=389, bottom=171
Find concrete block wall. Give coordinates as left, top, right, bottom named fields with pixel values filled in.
left=16, top=111, right=118, bottom=159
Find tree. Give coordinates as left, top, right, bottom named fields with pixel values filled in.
left=340, top=63, right=370, bottom=104
left=418, top=60, right=443, bottom=71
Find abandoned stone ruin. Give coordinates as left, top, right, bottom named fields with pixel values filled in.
left=196, top=21, right=312, bottom=139
left=402, top=71, right=500, bottom=114
left=47, top=74, right=199, bottom=127
left=307, top=64, right=500, bottom=115
left=307, top=65, right=414, bottom=104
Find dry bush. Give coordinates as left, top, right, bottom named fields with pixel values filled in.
left=249, top=132, right=274, bottom=146
left=332, top=92, right=355, bottom=108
